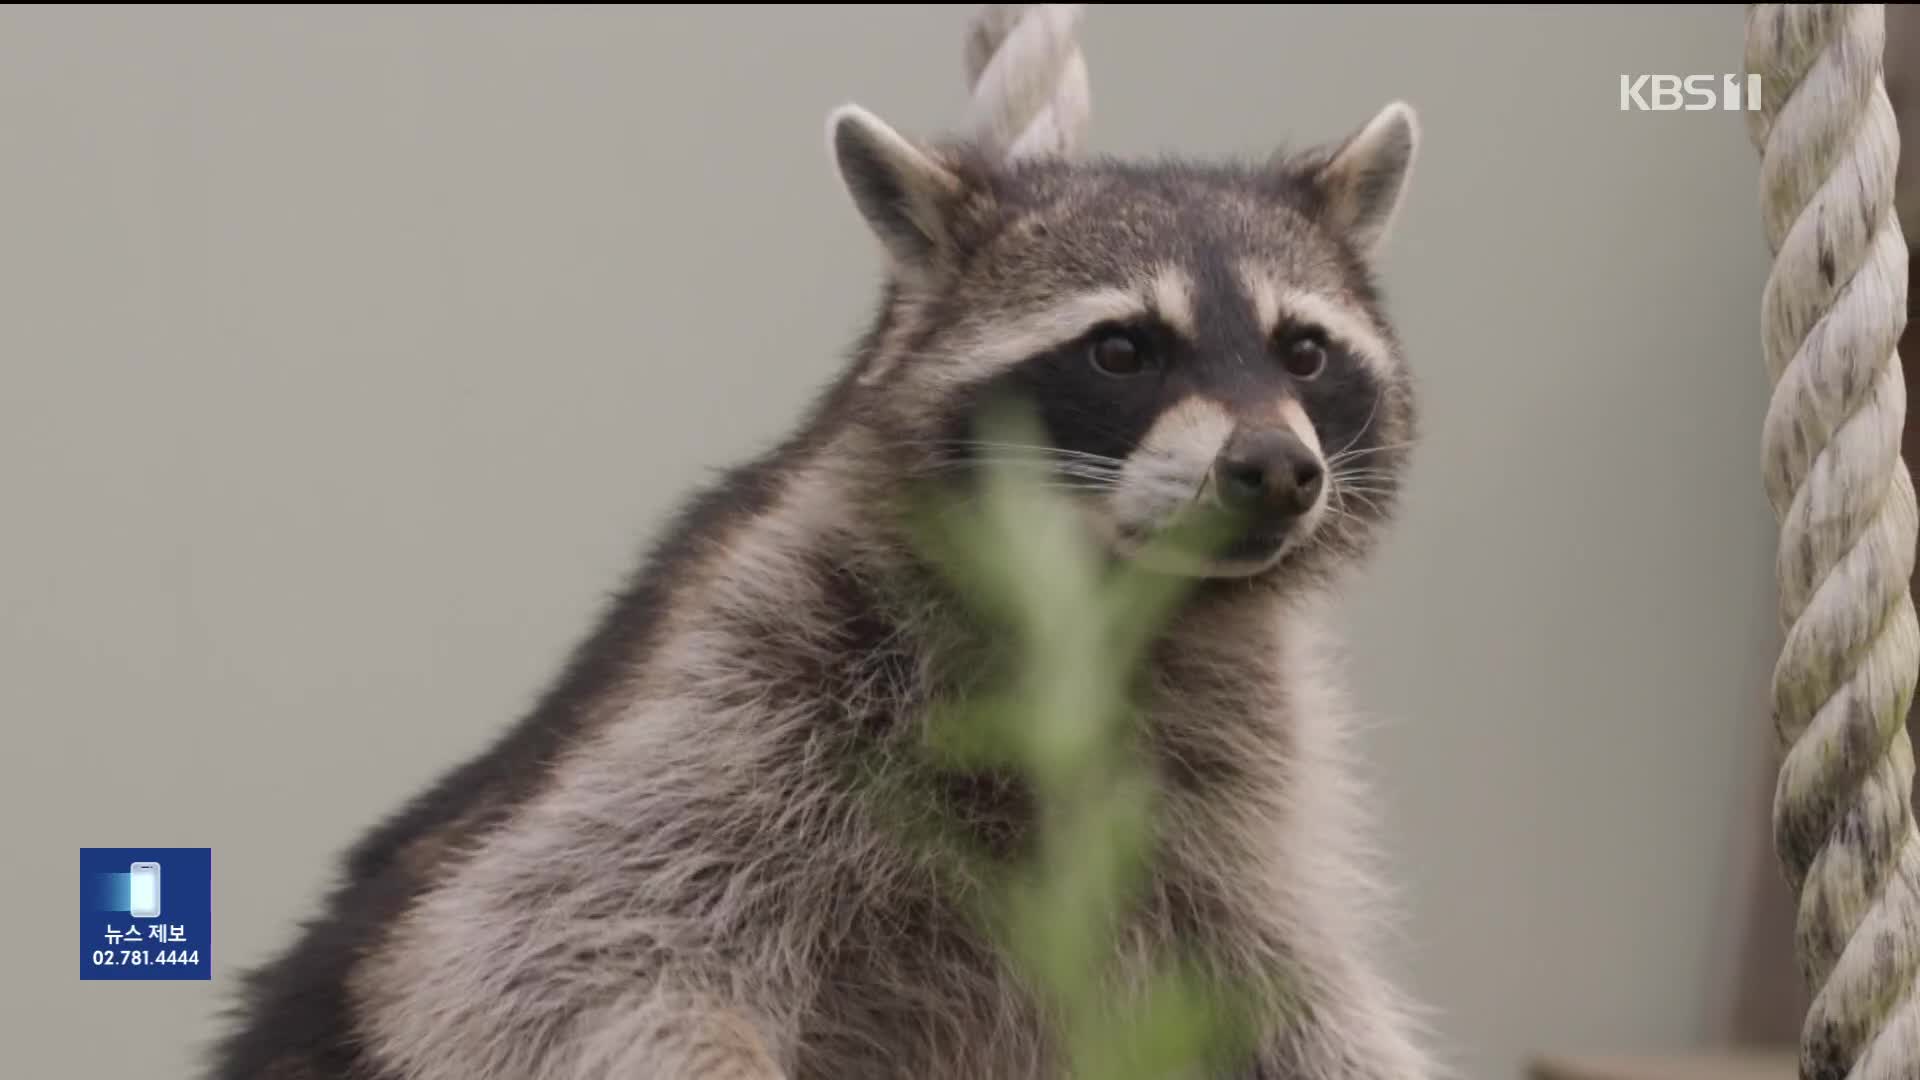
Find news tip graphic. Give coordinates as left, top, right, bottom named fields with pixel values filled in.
left=80, top=847, right=211, bottom=981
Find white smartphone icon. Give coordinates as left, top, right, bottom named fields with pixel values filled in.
left=129, top=862, right=161, bottom=919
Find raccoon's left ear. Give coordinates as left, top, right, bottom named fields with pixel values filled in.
left=1308, top=101, right=1420, bottom=255
left=828, top=104, right=968, bottom=277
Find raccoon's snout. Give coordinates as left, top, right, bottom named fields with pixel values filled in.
left=1213, top=429, right=1325, bottom=520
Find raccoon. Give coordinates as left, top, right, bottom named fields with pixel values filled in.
left=204, top=96, right=1432, bottom=1080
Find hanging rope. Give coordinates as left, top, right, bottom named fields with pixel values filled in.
left=1745, top=5, right=1920, bottom=1079
left=963, top=3, right=1091, bottom=161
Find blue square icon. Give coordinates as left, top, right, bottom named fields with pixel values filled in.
left=80, top=848, right=211, bottom=981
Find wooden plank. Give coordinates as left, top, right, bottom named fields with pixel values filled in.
left=1526, top=1050, right=1798, bottom=1080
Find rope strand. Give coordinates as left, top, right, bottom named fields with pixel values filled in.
left=1745, top=6, right=1920, bottom=1079
left=963, top=4, right=1091, bottom=161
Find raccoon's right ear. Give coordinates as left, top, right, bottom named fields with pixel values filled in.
left=828, top=105, right=967, bottom=275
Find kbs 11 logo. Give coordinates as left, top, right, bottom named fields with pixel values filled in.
left=1620, top=74, right=1762, bottom=112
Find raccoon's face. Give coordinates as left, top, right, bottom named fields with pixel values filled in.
left=829, top=100, right=1420, bottom=584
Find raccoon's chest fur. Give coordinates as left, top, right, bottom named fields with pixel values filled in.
left=326, top=459, right=1326, bottom=1080
left=779, top=616, right=1304, bottom=1080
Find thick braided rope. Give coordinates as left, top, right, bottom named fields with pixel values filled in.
left=1746, top=6, right=1920, bottom=1079
left=963, top=4, right=1090, bottom=161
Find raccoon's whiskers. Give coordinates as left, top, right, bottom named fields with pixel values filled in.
left=1323, top=441, right=1418, bottom=468
left=959, top=455, right=1122, bottom=476
left=914, top=456, right=1121, bottom=484
left=1329, top=485, right=1390, bottom=518
left=1332, top=479, right=1397, bottom=498
left=1327, top=474, right=1398, bottom=492
left=1327, top=391, right=1384, bottom=462
left=929, top=440, right=1134, bottom=466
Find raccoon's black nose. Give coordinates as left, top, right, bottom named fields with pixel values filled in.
left=1213, top=430, right=1325, bottom=517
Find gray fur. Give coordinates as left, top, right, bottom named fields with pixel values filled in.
left=211, top=101, right=1435, bottom=1080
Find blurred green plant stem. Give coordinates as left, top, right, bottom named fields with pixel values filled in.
left=907, top=404, right=1257, bottom=1079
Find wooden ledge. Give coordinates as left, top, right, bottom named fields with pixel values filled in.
left=1526, top=1050, right=1797, bottom=1080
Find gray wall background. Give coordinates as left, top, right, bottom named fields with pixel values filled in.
left=0, top=6, right=1785, bottom=1078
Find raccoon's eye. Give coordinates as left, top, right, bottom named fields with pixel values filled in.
left=1088, top=329, right=1151, bottom=378
left=1280, top=331, right=1328, bottom=380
